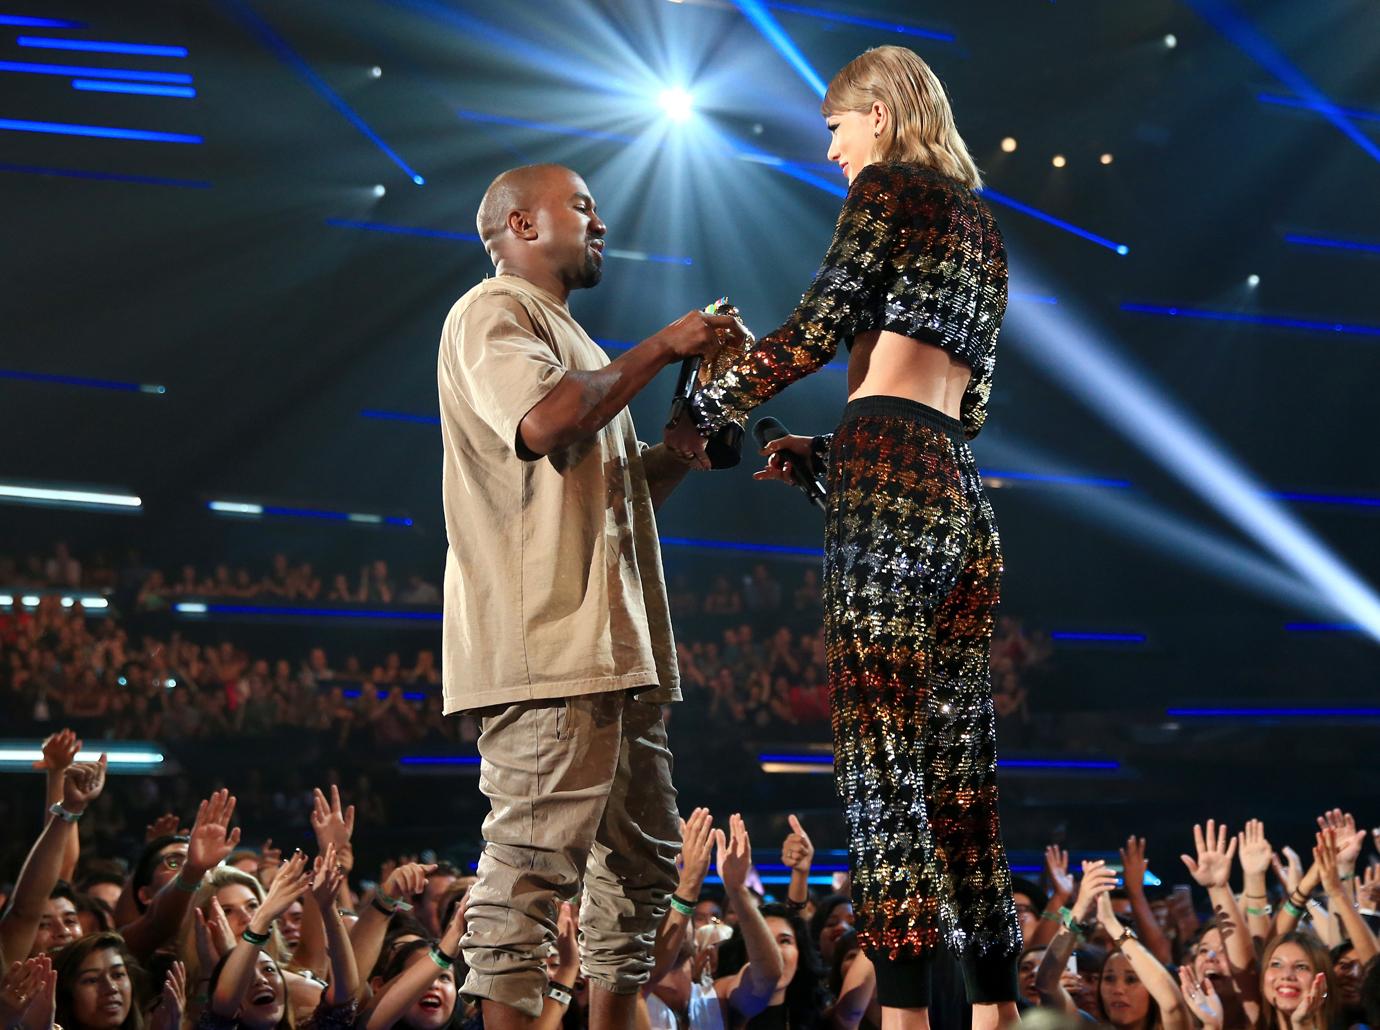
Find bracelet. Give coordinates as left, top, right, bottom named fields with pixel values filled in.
left=371, top=897, right=397, bottom=916
left=784, top=897, right=808, bottom=912
left=669, top=894, right=696, bottom=917
left=1340, top=872, right=1355, bottom=882
left=1244, top=904, right=1274, bottom=917
left=1244, top=892, right=1268, bottom=900
left=1111, top=925, right=1138, bottom=949
left=545, top=981, right=574, bottom=1007
left=1058, top=906, right=1089, bottom=940
left=48, top=802, right=82, bottom=824
left=1283, top=899, right=1306, bottom=918
left=241, top=927, right=271, bottom=946
left=1040, top=910, right=1062, bottom=923
left=428, top=945, right=456, bottom=970
left=173, top=872, right=202, bottom=894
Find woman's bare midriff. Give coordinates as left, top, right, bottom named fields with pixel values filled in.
left=846, top=329, right=971, bottom=418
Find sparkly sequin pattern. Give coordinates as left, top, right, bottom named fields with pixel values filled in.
left=691, top=162, right=1007, bottom=440
left=825, top=396, right=1021, bottom=998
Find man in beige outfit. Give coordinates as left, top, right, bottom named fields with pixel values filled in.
left=437, top=163, right=747, bottom=1030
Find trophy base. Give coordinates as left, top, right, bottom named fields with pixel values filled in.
left=705, top=423, right=743, bottom=470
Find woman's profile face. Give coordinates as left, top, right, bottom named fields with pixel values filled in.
left=825, top=107, right=879, bottom=185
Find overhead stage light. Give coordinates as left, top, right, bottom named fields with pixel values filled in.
left=658, top=87, right=694, bottom=123
left=1051, top=154, right=1066, bottom=168
left=1164, top=33, right=1178, bottom=48
left=1246, top=274, right=1260, bottom=287
left=369, top=65, right=382, bottom=78
left=372, top=184, right=386, bottom=198
left=1000, top=137, right=1017, bottom=153
left=1100, top=153, right=1114, bottom=165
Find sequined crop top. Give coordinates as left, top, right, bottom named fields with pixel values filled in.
left=690, top=161, right=1007, bottom=440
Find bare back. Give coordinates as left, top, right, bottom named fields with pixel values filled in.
left=847, top=329, right=971, bottom=416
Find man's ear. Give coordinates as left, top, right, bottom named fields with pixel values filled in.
left=137, top=885, right=153, bottom=908
left=506, top=208, right=537, bottom=241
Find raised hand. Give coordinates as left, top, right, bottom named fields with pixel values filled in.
left=1317, top=809, right=1365, bottom=876
left=1315, top=828, right=1345, bottom=895
left=1072, top=860, right=1118, bottom=923
left=780, top=814, right=814, bottom=874
left=194, top=897, right=236, bottom=971
left=1359, top=864, right=1380, bottom=910
left=253, top=851, right=311, bottom=930
left=1044, top=845, right=1075, bottom=900
left=16, top=958, right=55, bottom=1030
left=1177, top=965, right=1224, bottom=1030
left=1120, top=836, right=1150, bottom=893
left=258, top=838, right=283, bottom=888
left=381, top=862, right=435, bottom=907
left=715, top=814, right=753, bottom=893
left=310, top=786, right=356, bottom=873
left=1181, top=820, right=1237, bottom=889
left=145, top=813, right=187, bottom=843
left=150, top=961, right=186, bottom=1030
left=61, top=754, right=108, bottom=813
left=1273, top=846, right=1304, bottom=895
left=311, top=843, right=346, bottom=912
left=678, top=808, right=715, bottom=899
left=33, top=729, right=81, bottom=772
left=1290, top=972, right=1328, bottom=1029
left=553, top=903, right=579, bottom=979
left=439, top=889, right=467, bottom=955
left=187, top=789, right=241, bottom=876
left=1, top=957, right=47, bottom=1028
left=1237, top=819, right=1273, bottom=877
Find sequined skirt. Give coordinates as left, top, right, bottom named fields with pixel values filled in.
left=823, top=395, right=1020, bottom=1001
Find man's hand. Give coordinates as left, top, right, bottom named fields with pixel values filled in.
left=61, top=754, right=108, bottom=814
left=186, top=789, right=241, bottom=877
left=780, top=814, right=814, bottom=874
left=664, top=418, right=710, bottom=469
left=652, top=309, right=750, bottom=362
left=145, top=813, right=188, bottom=843
left=1181, top=820, right=1237, bottom=889
left=33, top=730, right=81, bottom=773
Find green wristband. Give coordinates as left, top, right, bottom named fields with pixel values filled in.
left=1283, top=899, right=1306, bottom=918
left=669, top=895, right=695, bottom=917
left=1245, top=904, right=1273, bottom=917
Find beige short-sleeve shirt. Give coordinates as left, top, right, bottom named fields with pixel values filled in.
left=437, top=274, right=680, bottom=714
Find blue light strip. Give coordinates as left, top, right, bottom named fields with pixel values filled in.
left=1266, top=490, right=1380, bottom=508
left=219, top=0, right=425, bottom=185
left=206, top=500, right=413, bottom=527
left=360, top=408, right=441, bottom=426
left=0, top=118, right=202, bottom=143
left=1050, top=631, right=1146, bottom=643
left=1257, top=92, right=1380, bottom=124
left=661, top=536, right=825, bottom=557
left=1167, top=706, right=1380, bottom=718
left=72, top=79, right=197, bottom=99
left=763, top=1, right=955, bottom=42
left=326, top=218, right=478, bottom=243
left=980, top=469, right=1132, bottom=489
left=1121, top=303, right=1380, bottom=338
left=0, top=161, right=210, bottom=188
left=0, top=368, right=165, bottom=393
left=729, top=0, right=828, bottom=97
left=0, top=59, right=192, bottom=83
left=982, top=189, right=1130, bottom=256
left=177, top=602, right=441, bottom=621
left=1284, top=622, right=1361, bottom=633
left=1284, top=233, right=1380, bottom=256
left=18, top=36, right=188, bottom=57
left=0, top=15, right=84, bottom=27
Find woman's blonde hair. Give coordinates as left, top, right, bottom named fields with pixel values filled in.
left=175, top=866, right=290, bottom=994
left=822, top=45, right=982, bottom=189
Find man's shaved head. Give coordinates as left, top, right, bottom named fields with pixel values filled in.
left=476, top=163, right=578, bottom=252
left=474, top=163, right=607, bottom=295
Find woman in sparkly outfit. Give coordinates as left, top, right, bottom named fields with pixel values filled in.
left=667, top=46, right=1020, bottom=1027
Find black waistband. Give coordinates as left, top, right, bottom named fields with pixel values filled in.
left=840, top=395, right=965, bottom=436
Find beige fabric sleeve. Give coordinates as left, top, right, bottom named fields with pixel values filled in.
left=451, top=291, right=567, bottom=457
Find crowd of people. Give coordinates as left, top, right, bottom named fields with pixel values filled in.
left=1, top=732, right=1377, bottom=1030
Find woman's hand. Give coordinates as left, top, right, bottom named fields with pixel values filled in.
left=194, top=899, right=234, bottom=972
left=678, top=808, right=715, bottom=900
left=1237, top=819, right=1273, bottom=878
left=1044, top=845, right=1075, bottom=902
left=1180, top=820, right=1237, bottom=889
left=1315, top=828, right=1345, bottom=897
left=311, top=844, right=346, bottom=913
left=150, top=962, right=187, bottom=1030
left=780, top=814, right=814, bottom=875
left=1289, top=972, right=1328, bottom=1029
left=33, top=730, right=81, bottom=773
left=1073, top=860, right=1117, bottom=923
left=553, top=903, right=579, bottom=984
left=753, top=435, right=814, bottom=485
left=381, top=862, right=435, bottom=906
left=250, top=851, right=311, bottom=933
left=716, top=814, right=753, bottom=894
left=310, top=786, right=356, bottom=874
left=1177, top=966, right=1224, bottom=1030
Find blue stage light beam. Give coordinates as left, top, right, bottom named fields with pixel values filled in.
left=0, top=162, right=210, bottom=188
left=729, top=0, right=828, bottom=98
left=18, top=36, right=188, bottom=57
left=0, top=368, right=165, bottom=393
left=360, top=408, right=441, bottom=426
left=218, top=0, right=425, bottom=185
left=983, top=189, right=1129, bottom=256
left=1257, top=93, right=1380, bottom=124
left=1189, top=0, right=1380, bottom=164
left=1007, top=296, right=1380, bottom=641
left=763, top=1, right=955, bottom=43
left=0, top=59, right=192, bottom=83
left=1121, top=303, right=1380, bottom=338
left=0, top=15, right=84, bottom=27
left=1285, top=233, right=1380, bottom=256
left=72, top=80, right=197, bottom=98
left=0, top=118, right=201, bottom=143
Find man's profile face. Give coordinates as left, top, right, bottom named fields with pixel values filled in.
left=530, top=170, right=606, bottom=291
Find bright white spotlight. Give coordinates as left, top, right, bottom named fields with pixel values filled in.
left=1051, top=154, right=1067, bottom=168
left=1247, top=274, right=1261, bottom=288
left=658, top=87, right=695, bottom=123
left=1164, top=33, right=1178, bottom=48
left=372, top=184, right=386, bottom=198
left=1000, top=137, right=1018, bottom=153
left=1100, top=152, right=1114, bottom=165
left=369, top=65, right=382, bottom=79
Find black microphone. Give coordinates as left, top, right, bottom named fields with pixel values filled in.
left=665, top=355, right=703, bottom=430
left=753, top=417, right=826, bottom=511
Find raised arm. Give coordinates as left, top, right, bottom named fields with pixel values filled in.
left=650, top=808, right=714, bottom=985
left=1181, top=820, right=1258, bottom=1010
left=364, top=903, right=465, bottom=1030
left=33, top=730, right=82, bottom=883
left=349, top=863, right=434, bottom=1000
left=831, top=951, right=876, bottom=1030
left=1316, top=828, right=1378, bottom=965
left=310, top=845, right=359, bottom=1007
left=1027, top=845, right=1075, bottom=949
left=1236, top=820, right=1276, bottom=942
left=1121, top=835, right=1173, bottom=964
left=689, top=163, right=904, bottom=434
left=1097, top=893, right=1192, bottom=1030
left=714, top=815, right=783, bottom=1022
left=0, top=754, right=106, bottom=962
left=780, top=814, right=814, bottom=911
left=210, top=853, right=311, bottom=1017
left=1035, top=861, right=1116, bottom=1014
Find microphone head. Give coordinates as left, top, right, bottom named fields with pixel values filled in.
left=752, top=416, right=787, bottom=447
